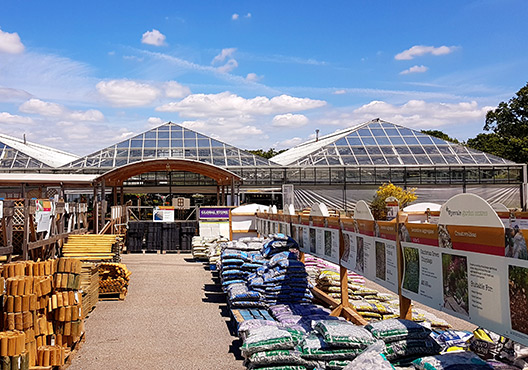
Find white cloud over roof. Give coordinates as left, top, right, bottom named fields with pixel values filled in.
left=0, top=28, right=24, bottom=54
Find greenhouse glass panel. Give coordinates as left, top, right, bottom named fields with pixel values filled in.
left=415, top=156, right=432, bottom=165
left=213, top=157, right=226, bottom=166
left=117, top=141, right=129, bottom=148
left=384, top=128, right=400, bottom=136
left=380, top=146, right=394, bottom=155
left=346, top=168, right=360, bottom=183
left=130, top=139, right=143, bottom=148
left=480, top=168, right=495, bottom=183
left=458, top=155, right=476, bottom=164
left=395, top=146, right=411, bottom=155
left=409, top=146, right=426, bottom=155
left=470, top=154, right=490, bottom=164
left=300, top=168, right=315, bottom=183
left=158, top=131, right=169, bottom=138
left=326, top=156, right=341, bottom=165
left=171, top=149, right=184, bottom=157
left=356, top=156, right=372, bottom=165
left=337, top=146, right=352, bottom=156
left=400, top=156, right=417, bottom=165
left=352, top=147, right=367, bottom=155
left=360, top=168, right=375, bottom=182
left=158, top=139, right=169, bottom=148
left=417, top=136, right=433, bottom=145
left=421, top=168, right=437, bottom=184
left=437, top=168, right=450, bottom=183
left=423, top=146, right=440, bottom=155
left=362, top=137, right=377, bottom=146
left=357, top=129, right=372, bottom=137
left=197, top=139, right=210, bottom=148
left=403, top=136, right=419, bottom=145
left=509, top=168, right=522, bottom=182
left=116, top=149, right=128, bottom=157
left=184, top=139, right=197, bottom=148
left=389, top=136, right=405, bottom=145
left=443, top=155, right=460, bottom=164
left=370, top=129, right=385, bottom=137
left=335, top=138, right=348, bottom=146
left=429, top=155, right=447, bottom=164
left=366, top=147, right=382, bottom=155
left=397, top=128, right=414, bottom=136
left=184, top=130, right=196, bottom=139
left=157, top=149, right=170, bottom=158
left=386, top=156, right=401, bottom=165
left=145, top=131, right=156, bottom=139
left=406, top=169, right=421, bottom=184
left=171, top=129, right=183, bottom=139
left=466, top=168, right=479, bottom=183
left=371, top=156, right=387, bottom=165
left=376, top=169, right=390, bottom=182
left=391, top=169, right=404, bottom=182
left=347, top=137, right=363, bottom=146
left=115, top=158, right=128, bottom=167
left=143, top=150, right=156, bottom=159
left=375, top=136, right=391, bottom=145
left=341, top=156, right=357, bottom=165
left=130, top=149, right=142, bottom=158
left=451, top=169, right=465, bottom=182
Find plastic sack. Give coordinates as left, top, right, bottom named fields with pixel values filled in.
left=384, top=337, right=441, bottom=361
left=412, top=351, right=494, bottom=370
left=342, top=340, right=395, bottom=370
left=245, top=349, right=311, bottom=368
left=313, top=320, right=376, bottom=348
left=241, top=326, right=304, bottom=357
left=365, top=318, right=431, bottom=343
left=300, top=333, right=364, bottom=361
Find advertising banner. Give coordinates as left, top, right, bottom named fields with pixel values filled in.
left=153, top=206, right=175, bottom=222
left=373, top=221, right=399, bottom=293
left=35, top=199, right=52, bottom=233
left=199, top=207, right=231, bottom=220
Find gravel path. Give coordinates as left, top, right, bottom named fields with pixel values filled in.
left=68, top=254, right=245, bottom=370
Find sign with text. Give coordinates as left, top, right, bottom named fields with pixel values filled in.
left=199, top=207, right=231, bottom=220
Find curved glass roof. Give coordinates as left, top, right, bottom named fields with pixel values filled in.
left=63, top=122, right=274, bottom=170
left=272, top=119, right=515, bottom=166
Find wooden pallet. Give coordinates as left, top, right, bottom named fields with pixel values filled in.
left=62, top=234, right=121, bottom=261
left=99, top=291, right=126, bottom=301
left=230, top=307, right=275, bottom=335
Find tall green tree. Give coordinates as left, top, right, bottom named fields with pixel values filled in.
left=247, top=148, right=286, bottom=159
left=467, top=82, right=528, bottom=163
left=421, top=130, right=459, bottom=143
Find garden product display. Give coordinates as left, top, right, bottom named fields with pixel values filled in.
left=99, top=262, right=131, bottom=296
left=36, top=345, right=66, bottom=366
left=383, top=337, right=441, bottom=361
left=300, top=332, right=365, bottom=361
left=342, top=341, right=395, bottom=370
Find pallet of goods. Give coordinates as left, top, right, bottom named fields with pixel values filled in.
left=61, top=234, right=121, bottom=261
left=1, top=258, right=84, bottom=369
left=98, top=263, right=131, bottom=301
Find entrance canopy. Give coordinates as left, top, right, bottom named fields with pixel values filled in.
left=94, top=158, right=242, bottom=187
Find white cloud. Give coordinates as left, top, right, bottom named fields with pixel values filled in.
left=180, top=119, right=266, bottom=145
left=217, top=59, right=238, bottom=73
left=147, top=117, right=164, bottom=127
left=212, top=48, right=237, bottom=64
left=232, top=13, right=239, bottom=20
left=333, top=89, right=346, bottom=95
left=96, top=79, right=161, bottom=107
left=0, top=87, right=32, bottom=102
left=19, top=98, right=104, bottom=121
left=274, top=137, right=304, bottom=150
left=156, top=92, right=326, bottom=117
left=272, top=113, right=309, bottom=128
left=316, top=100, right=492, bottom=129
left=400, top=65, right=429, bottom=75
left=395, top=45, right=456, bottom=60
left=211, top=48, right=238, bottom=73
left=0, top=112, right=34, bottom=125
left=141, top=29, right=166, bottom=46
left=163, top=81, right=191, bottom=99
left=0, top=28, right=24, bottom=54
left=245, top=13, right=252, bottom=18
left=246, top=73, right=262, bottom=82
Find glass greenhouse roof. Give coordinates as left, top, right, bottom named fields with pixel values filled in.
left=0, top=133, right=78, bottom=169
left=63, top=122, right=275, bottom=170
left=271, top=119, right=515, bottom=166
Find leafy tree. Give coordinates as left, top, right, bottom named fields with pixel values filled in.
left=421, top=130, right=459, bottom=143
left=467, top=82, right=528, bottom=163
left=370, top=183, right=417, bottom=220
left=247, top=148, right=286, bottom=159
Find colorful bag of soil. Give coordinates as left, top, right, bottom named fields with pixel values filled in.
left=412, top=351, right=494, bottom=370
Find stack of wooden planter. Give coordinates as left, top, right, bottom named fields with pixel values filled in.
left=51, top=258, right=84, bottom=348
left=99, top=263, right=131, bottom=300
left=1, top=258, right=86, bottom=369
left=80, top=263, right=99, bottom=316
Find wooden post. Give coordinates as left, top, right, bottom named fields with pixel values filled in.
left=4, top=200, right=14, bottom=262
left=92, top=184, right=98, bottom=234
left=397, top=211, right=413, bottom=319
left=216, top=185, right=220, bottom=206
left=231, top=177, right=235, bottom=206
left=100, top=179, right=106, bottom=232
left=22, top=198, right=30, bottom=260
left=113, top=186, right=117, bottom=207
left=229, top=210, right=233, bottom=240
left=120, top=186, right=124, bottom=206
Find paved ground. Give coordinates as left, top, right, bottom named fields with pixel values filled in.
left=69, top=253, right=245, bottom=370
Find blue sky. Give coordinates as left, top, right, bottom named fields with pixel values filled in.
left=0, top=0, right=526, bottom=155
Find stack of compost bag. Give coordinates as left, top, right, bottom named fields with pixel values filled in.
left=241, top=325, right=316, bottom=370
left=192, top=237, right=212, bottom=260
left=364, top=318, right=441, bottom=366
left=248, top=250, right=313, bottom=306
left=269, top=303, right=336, bottom=333
left=299, top=320, right=378, bottom=370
